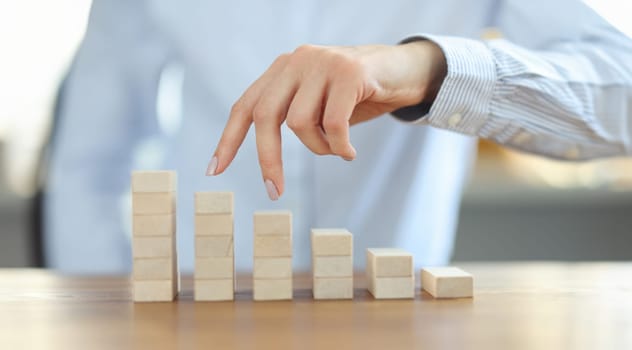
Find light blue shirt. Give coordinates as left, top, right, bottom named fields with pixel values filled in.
left=45, top=0, right=632, bottom=274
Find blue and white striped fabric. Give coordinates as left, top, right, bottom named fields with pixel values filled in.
left=396, top=3, right=632, bottom=160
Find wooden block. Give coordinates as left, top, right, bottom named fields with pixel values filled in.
left=368, top=276, right=414, bottom=299
left=313, top=256, right=353, bottom=277
left=194, top=257, right=234, bottom=279
left=253, top=279, right=292, bottom=301
left=313, top=277, right=353, bottom=300
left=194, top=279, right=234, bottom=301
left=420, top=267, right=473, bottom=299
left=254, top=236, right=292, bottom=257
left=195, top=192, right=233, bottom=214
left=253, top=211, right=292, bottom=235
left=132, top=171, right=176, bottom=193
left=133, top=258, right=175, bottom=280
left=367, top=248, right=413, bottom=277
left=195, top=236, right=234, bottom=257
left=132, top=214, right=175, bottom=236
left=172, top=254, right=180, bottom=293
left=132, top=193, right=175, bottom=215
left=311, top=229, right=353, bottom=256
left=132, top=236, right=173, bottom=258
left=133, top=280, right=176, bottom=302
left=195, top=214, right=233, bottom=236
left=253, top=257, right=292, bottom=279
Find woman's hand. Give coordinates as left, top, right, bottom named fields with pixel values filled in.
left=207, top=40, right=446, bottom=200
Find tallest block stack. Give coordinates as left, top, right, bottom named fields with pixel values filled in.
left=131, top=171, right=179, bottom=302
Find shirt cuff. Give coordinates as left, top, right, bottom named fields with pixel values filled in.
left=391, top=34, right=497, bottom=135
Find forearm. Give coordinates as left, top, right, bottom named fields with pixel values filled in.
left=394, top=20, right=632, bottom=160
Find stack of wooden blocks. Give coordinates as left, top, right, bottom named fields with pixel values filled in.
left=131, top=171, right=179, bottom=302
left=253, top=211, right=293, bottom=301
left=366, top=248, right=414, bottom=299
left=194, top=192, right=235, bottom=301
left=311, top=229, right=353, bottom=300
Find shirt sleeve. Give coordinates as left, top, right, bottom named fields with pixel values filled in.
left=392, top=4, right=632, bottom=160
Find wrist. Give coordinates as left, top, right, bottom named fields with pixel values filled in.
left=400, top=40, right=447, bottom=106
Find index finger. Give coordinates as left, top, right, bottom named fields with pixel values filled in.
left=209, top=54, right=289, bottom=176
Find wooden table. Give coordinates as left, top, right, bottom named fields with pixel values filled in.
left=1, top=263, right=631, bottom=349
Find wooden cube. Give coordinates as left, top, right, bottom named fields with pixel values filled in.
left=195, top=214, right=233, bottom=236
left=366, top=248, right=414, bottom=299
left=253, top=279, right=292, bottom=301
left=195, top=236, right=234, bottom=257
left=132, top=214, right=175, bottom=236
left=313, top=277, right=353, bottom=300
left=133, top=236, right=173, bottom=258
left=254, top=236, right=292, bottom=257
left=253, top=211, right=292, bottom=235
left=367, top=248, right=413, bottom=277
left=194, top=279, right=234, bottom=301
left=421, top=267, right=473, bottom=299
left=133, top=280, right=177, bottom=302
left=369, top=276, right=414, bottom=299
left=195, top=192, right=233, bottom=214
left=311, top=229, right=353, bottom=256
left=253, top=257, right=292, bottom=279
left=132, top=193, right=175, bottom=215
left=194, top=257, right=234, bottom=279
left=133, top=258, right=175, bottom=280
left=313, top=256, right=353, bottom=277
left=132, top=171, right=176, bottom=193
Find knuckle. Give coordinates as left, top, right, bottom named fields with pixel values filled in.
left=323, top=118, right=346, bottom=133
left=273, top=53, right=291, bottom=65
left=230, top=100, right=246, bottom=116
left=285, top=117, right=304, bottom=132
left=252, top=104, right=268, bottom=124
left=293, top=44, right=316, bottom=55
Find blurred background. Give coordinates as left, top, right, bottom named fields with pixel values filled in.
left=1, top=0, right=631, bottom=268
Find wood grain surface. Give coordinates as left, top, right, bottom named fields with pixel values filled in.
left=1, top=263, right=631, bottom=349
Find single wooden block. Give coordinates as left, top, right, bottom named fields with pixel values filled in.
left=368, top=276, right=414, bottom=299
left=132, top=193, right=175, bottom=215
left=313, top=256, right=353, bottom=277
left=132, top=236, right=173, bottom=258
left=194, top=279, right=234, bottom=301
left=253, top=279, right=292, bottom=301
left=133, top=280, right=177, bottom=302
left=367, top=248, right=413, bottom=277
left=194, top=214, right=233, bottom=236
left=311, top=229, right=353, bottom=256
left=194, top=257, right=234, bottom=279
left=131, top=171, right=176, bottom=193
left=420, top=267, right=473, bottom=299
left=195, top=236, right=234, bottom=257
left=253, top=211, right=292, bottom=235
left=254, top=236, right=292, bottom=257
left=133, top=258, right=175, bottom=280
left=313, top=277, right=353, bottom=300
left=132, top=214, right=175, bottom=236
left=253, top=257, right=292, bottom=279
left=195, top=192, right=233, bottom=214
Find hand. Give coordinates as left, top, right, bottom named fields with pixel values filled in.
left=207, top=40, right=446, bottom=200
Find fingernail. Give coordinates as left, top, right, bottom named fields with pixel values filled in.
left=264, top=179, right=279, bottom=201
left=206, top=156, right=218, bottom=176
